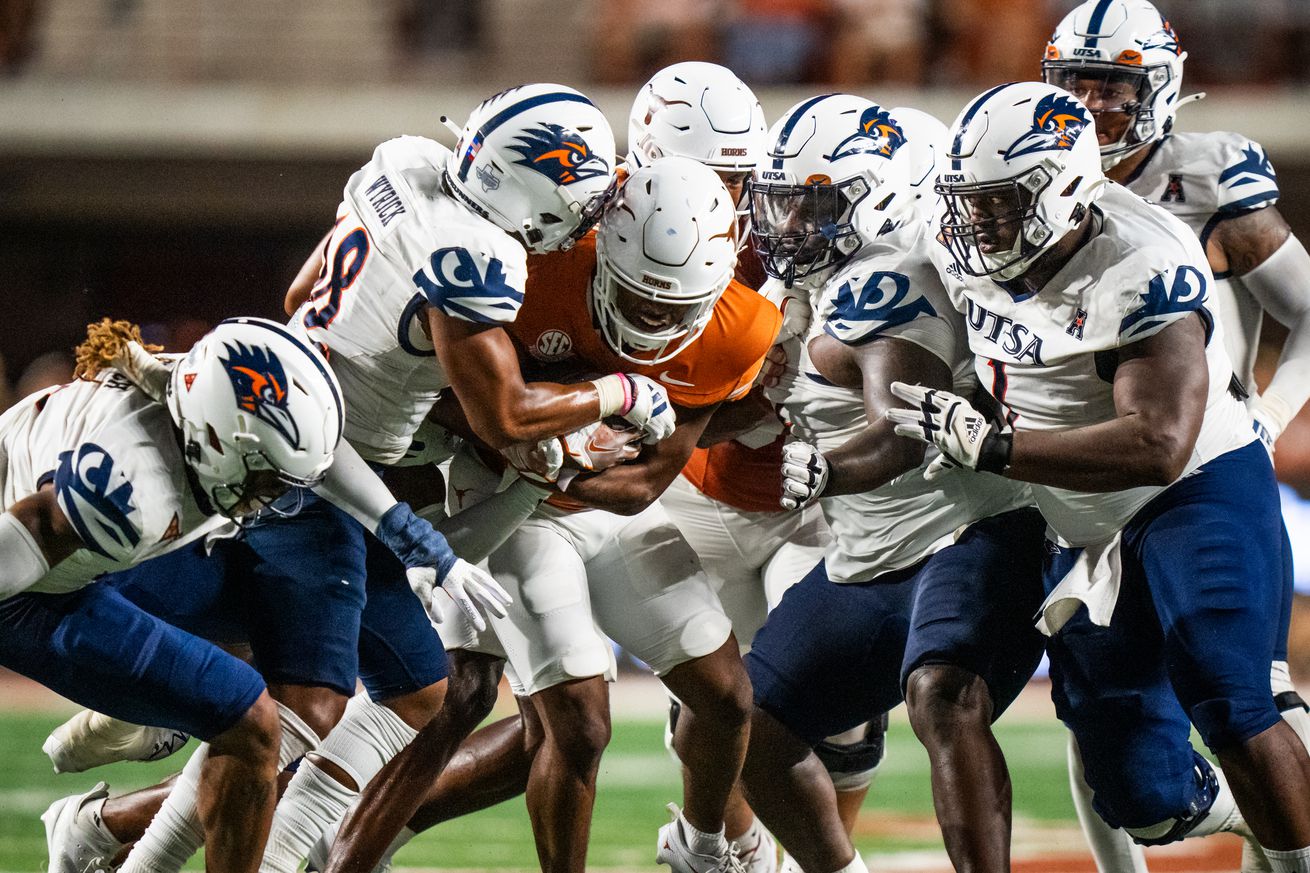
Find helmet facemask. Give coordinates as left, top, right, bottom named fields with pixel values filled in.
left=590, top=255, right=727, bottom=366
left=750, top=176, right=870, bottom=289
left=937, top=165, right=1062, bottom=280
left=1042, top=60, right=1175, bottom=170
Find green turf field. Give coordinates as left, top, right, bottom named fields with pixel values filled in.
left=0, top=707, right=1081, bottom=871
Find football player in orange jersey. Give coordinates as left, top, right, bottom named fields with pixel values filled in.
left=322, top=157, right=781, bottom=873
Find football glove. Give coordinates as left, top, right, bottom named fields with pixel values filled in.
left=780, top=441, right=830, bottom=510
left=617, top=373, right=677, bottom=443
left=375, top=502, right=512, bottom=630
left=885, top=382, right=1012, bottom=480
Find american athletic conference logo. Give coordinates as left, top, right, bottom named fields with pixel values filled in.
left=1003, top=93, right=1090, bottom=161
left=534, top=329, right=574, bottom=361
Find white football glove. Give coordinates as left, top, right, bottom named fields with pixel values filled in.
left=759, top=277, right=813, bottom=344
left=885, top=382, right=1012, bottom=480
left=780, top=441, right=830, bottom=510
left=502, top=437, right=565, bottom=485
left=618, top=373, right=677, bottom=443
left=406, top=558, right=511, bottom=633
left=561, top=420, right=643, bottom=472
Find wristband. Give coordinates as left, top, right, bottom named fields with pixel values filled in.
left=976, top=431, right=1013, bottom=474
left=591, top=373, right=634, bottom=418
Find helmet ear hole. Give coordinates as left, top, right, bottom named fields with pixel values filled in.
left=206, top=424, right=224, bottom=454
left=539, top=212, right=564, bottom=224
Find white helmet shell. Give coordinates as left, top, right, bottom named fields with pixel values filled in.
left=750, top=94, right=923, bottom=289
left=166, top=318, right=343, bottom=517
left=937, top=82, right=1107, bottom=281
left=1043, top=0, right=1189, bottom=170
left=445, top=84, right=618, bottom=255
left=627, top=62, right=768, bottom=173
left=888, top=106, right=950, bottom=223
left=593, top=157, right=738, bottom=365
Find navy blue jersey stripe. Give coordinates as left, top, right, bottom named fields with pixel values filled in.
left=950, top=83, right=1012, bottom=170
left=1084, top=0, right=1115, bottom=48
left=771, top=94, right=837, bottom=170
left=457, top=91, right=593, bottom=182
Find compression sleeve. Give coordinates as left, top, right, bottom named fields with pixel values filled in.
left=417, top=478, right=549, bottom=564
left=0, top=511, right=50, bottom=599
left=311, top=437, right=398, bottom=531
left=1242, top=234, right=1310, bottom=437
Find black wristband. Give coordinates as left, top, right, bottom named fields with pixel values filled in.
left=976, top=431, right=1013, bottom=474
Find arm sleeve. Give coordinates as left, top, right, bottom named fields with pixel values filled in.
left=417, top=478, right=548, bottom=564
left=311, top=437, right=398, bottom=531
left=0, top=511, right=50, bottom=599
left=1242, top=234, right=1310, bottom=435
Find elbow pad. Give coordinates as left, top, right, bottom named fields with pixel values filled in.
left=0, top=512, right=50, bottom=600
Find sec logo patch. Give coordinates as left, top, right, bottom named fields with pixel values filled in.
left=534, top=329, right=573, bottom=361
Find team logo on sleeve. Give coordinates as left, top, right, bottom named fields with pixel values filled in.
left=506, top=124, right=609, bottom=185
left=831, top=107, right=906, bottom=161
left=220, top=342, right=302, bottom=450
left=54, top=443, right=140, bottom=558
left=1003, top=93, right=1089, bottom=161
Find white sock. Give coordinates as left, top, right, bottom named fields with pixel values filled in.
left=383, top=826, right=417, bottom=865
left=681, top=811, right=728, bottom=856
left=261, top=761, right=357, bottom=873
left=260, top=694, right=417, bottom=873
left=830, top=852, right=868, bottom=873
left=1266, top=846, right=1310, bottom=873
left=1067, top=733, right=1148, bottom=873
left=119, top=743, right=208, bottom=873
left=1188, top=762, right=1249, bottom=839
left=77, top=791, right=125, bottom=857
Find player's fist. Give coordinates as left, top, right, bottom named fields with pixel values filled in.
left=561, top=420, right=643, bottom=472
left=780, top=441, right=830, bottom=509
left=617, top=373, right=677, bottom=443
left=502, top=437, right=565, bottom=484
left=885, top=382, right=1011, bottom=479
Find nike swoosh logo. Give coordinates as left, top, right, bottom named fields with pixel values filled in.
left=658, top=371, right=695, bottom=387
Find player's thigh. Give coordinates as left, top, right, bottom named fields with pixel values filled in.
left=0, top=585, right=265, bottom=741
left=486, top=516, right=614, bottom=696
left=105, top=537, right=246, bottom=643
left=588, top=502, right=733, bottom=676
left=242, top=491, right=369, bottom=697
left=356, top=535, right=450, bottom=702
left=1126, top=441, right=1283, bottom=749
left=901, top=507, right=1047, bottom=717
left=745, top=559, right=918, bottom=746
left=760, top=503, right=829, bottom=610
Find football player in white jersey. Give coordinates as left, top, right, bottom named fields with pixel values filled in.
left=0, top=317, right=341, bottom=873
left=1040, top=4, right=1310, bottom=869
left=733, top=94, right=1046, bottom=873
left=894, top=80, right=1310, bottom=871
left=320, top=157, right=779, bottom=873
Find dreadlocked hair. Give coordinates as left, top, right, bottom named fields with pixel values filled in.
left=73, top=318, right=171, bottom=403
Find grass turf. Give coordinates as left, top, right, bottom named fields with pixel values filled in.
left=0, top=709, right=1080, bottom=871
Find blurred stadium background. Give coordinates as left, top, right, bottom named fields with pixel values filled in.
left=0, top=0, right=1308, bottom=869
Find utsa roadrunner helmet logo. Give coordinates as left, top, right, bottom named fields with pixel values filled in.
left=220, top=342, right=302, bottom=450
left=1142, top=19, right=1181, bottom=55
left=831, top=107, right=906, bottom=161
left=1003, top=93, right=1090, bottom=161
left=507, top=123, right=609, bottom=185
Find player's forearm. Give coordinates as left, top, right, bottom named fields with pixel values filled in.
left=471, top=381, right=605, bottom=449
left=421, top=478, right=548, bottom=563
left=1242, top=234, right=1310, bottom=435
left=564, top=460, right=681, bottom=515
left=823, top=422, right=926, bottom=497
left=1007, top=416, right=1197, bottom=491
left=312, top=437, right=399, bottom=530
left=1, top=491, right=81, bottom=598
left=697, top=390, right=772, bottom=447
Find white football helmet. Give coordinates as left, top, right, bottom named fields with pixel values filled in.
left=627, top=62, right=768, bottom=174
left=750, top=95, right=925, bottom=289
left=937, top=82, right=1107, bottom=281
left=889, top=106, right=950, bottom=223
left=592, top=157, right=738, bottom=365
left=166, top=318, right=343, bottom=517
left=1043, top=0, right=1194, bottom=170
left=444, top=84, right=618, bottom=255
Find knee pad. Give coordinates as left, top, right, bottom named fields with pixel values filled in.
left=312, top=694, right=418, bottom=790
left=814, top=713, right=888, bottom=792
left=1121, top=753, right=1219, bottom=846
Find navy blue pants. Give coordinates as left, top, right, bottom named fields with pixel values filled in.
left=0, top=584, right=265, bottom=741
left=747, top=507, right=1048, bottom=745
left=1047, top=441, right=1284, bottom=829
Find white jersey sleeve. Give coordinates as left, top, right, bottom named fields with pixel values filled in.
left=1214, top=137, right=1279, bottom=217
left=1116, top=261, right=1213, bottom=346
left=817, top=229, right=961, bottom=365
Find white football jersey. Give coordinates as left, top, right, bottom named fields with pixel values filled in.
left=0, top=374, right=226, bottom=594
left=293, top=136, right=530, bottom=464
left=1122, top=131, right=1281, bottom=397
left=932, top=183, right=1253, bottom=546
left=776, top=223, right=1031, bottom=583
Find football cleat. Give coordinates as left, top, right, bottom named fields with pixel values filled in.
left=45, top=710, right=190, bottom=773
left=657, top=803, right=746, bottom=873
left=41, top=781, right=121, bottom=873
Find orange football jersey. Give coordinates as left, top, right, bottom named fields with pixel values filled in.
left=681, top=431, right=786, bottom=513
left=511, top=234, right=780, bottom=409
